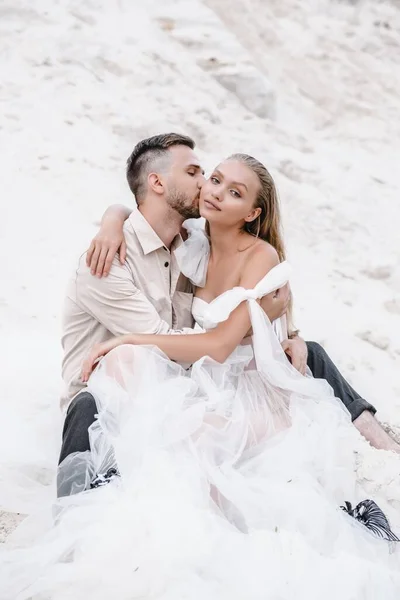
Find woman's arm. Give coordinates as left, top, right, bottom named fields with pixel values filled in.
left=81, top=244, right=282, bottom=381
left=81, top=325, right=238, bottom=382
left=86, top=204, right=132, bottom=277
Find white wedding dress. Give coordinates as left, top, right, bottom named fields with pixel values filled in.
left=1, top=224, right=400, bottom=599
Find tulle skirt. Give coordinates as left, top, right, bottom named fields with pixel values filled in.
left=1, top=343, right=400, bottom=600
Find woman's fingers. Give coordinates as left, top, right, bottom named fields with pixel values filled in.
left=86, top=240, right=96, bottom=267
left=89, top=243, right=101, bottom=276
left=81, top=356, right=94, bottom=383
left=119, top=239, right=127, bottom=265
left=81, top=345, right=103, bottom=383
left=87, top=238, right=125, bottom=278
left=95, top=247, right=110, bottom=278
left=104, top=246, right=118, bottom=276
left=81, top=338, right=125, bottom=382
left=81, top=357, right=97, bottom=383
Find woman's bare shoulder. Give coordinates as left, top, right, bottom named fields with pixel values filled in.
left=245, top=238, right=279, bottom=264
left=240, top=239, right=280, bottom=288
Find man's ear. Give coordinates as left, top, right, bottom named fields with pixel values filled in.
left=244, top=206, right=262, bottom=223
left=148, top=172, right=165, bottom=195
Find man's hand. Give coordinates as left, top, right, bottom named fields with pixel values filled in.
left=86, top=216, right=127, bottom=278
left=281, top=336, right=308, bottom=376
left=262, top=283, right=291, bottom=322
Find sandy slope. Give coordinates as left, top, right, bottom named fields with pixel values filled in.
left=0, top=0, right=400, bottom=540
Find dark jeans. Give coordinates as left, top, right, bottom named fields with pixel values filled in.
left=305, top=342, right=376, bottom=421
left=58, top=342, right=376, bottom=493
left=58, top=391, right=98, bottom=465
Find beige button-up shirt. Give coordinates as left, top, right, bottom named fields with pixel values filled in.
left=61, top=208, right=194, bottom=411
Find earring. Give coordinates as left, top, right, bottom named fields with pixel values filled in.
left=254, top=215, right=261, bottom=239
left=245, top=215, right=260, bottom=238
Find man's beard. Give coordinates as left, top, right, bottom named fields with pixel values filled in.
left=167, top=188, right=200, bottom=220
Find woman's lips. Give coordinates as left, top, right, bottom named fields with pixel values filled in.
left=203, top=199, right=221, bottom=211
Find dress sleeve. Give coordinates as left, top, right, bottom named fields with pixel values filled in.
left=174, top=219, right=210, bottom=287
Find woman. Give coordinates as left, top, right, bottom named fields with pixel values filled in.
left=2, top=155, right=400, bottom=599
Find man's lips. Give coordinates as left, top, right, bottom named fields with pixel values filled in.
left=203, top=199, right=221, bottom=211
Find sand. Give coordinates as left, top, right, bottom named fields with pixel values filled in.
left=1, top=0, right=399, bottom=541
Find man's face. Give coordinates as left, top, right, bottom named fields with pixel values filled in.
left=165, top=145, right=205, bottom=219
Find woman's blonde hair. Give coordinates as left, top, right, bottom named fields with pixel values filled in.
left=207, top=153, right=295, bottom=333
left=228, top=153, right=286, bottom=261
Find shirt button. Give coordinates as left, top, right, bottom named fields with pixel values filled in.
left=164, top=261, right=169, bottom=267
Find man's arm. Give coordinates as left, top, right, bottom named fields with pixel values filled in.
left=271, top=286, right=307, bottom=375
left=87, top=204, right=132, bottom=277
left=75, top=255, right=192, bottom=336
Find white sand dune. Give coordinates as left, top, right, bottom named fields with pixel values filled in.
left=0, top=0, right=400, bottom=540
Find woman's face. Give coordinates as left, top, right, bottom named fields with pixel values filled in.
left=199, top=160, right=261, bottom=227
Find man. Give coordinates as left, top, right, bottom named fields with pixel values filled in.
left=59, top=133, right=398, bottom=495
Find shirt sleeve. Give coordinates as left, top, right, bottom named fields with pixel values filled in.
left=74, top=256, right=194, bottom=336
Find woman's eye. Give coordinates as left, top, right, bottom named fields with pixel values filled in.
left=210, top=176, right=219, bottom=184
left=230, top=189, right=240, bottom=198
left=188, top=171, right=195, bottom=177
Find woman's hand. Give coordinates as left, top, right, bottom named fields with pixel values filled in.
left=81, top=335, right=130, bottom=382
left=86, top=205, right=132, bottom=278
left=86, top=219, right=127, bottom=278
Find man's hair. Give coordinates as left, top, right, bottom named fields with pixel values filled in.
left=126, top=133, right=195, bottom=203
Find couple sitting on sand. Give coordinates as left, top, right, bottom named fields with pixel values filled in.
left=4, top=133, right=400, bottom=599
left=60, top=132, right=399, bottom=485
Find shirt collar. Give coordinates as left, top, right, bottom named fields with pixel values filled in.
left=128, top=207, right=182, bottom=255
